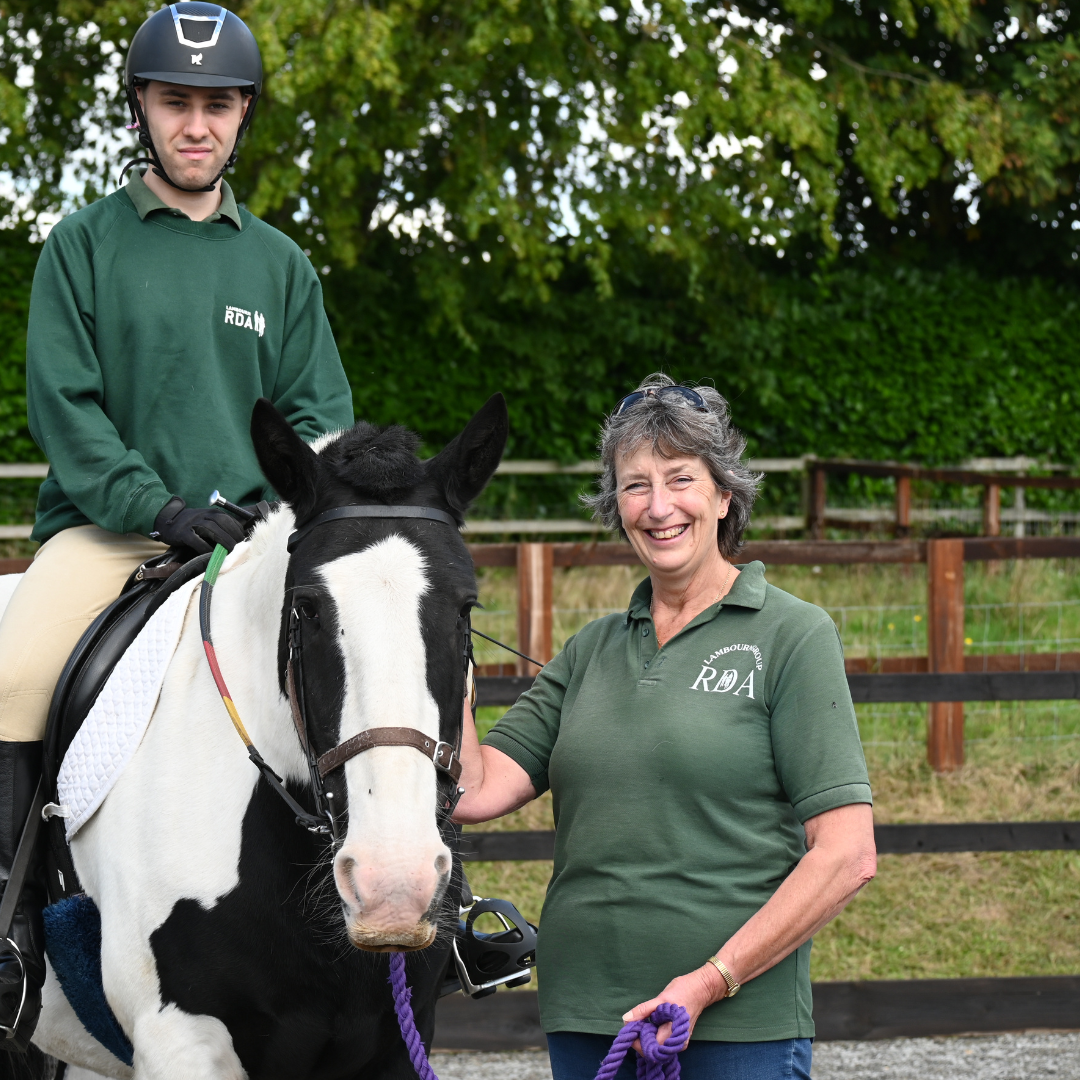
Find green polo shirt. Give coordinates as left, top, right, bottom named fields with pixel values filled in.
left=124, top=169, right=243, bottom=228
left=483, top=562, right=871, bottom=1043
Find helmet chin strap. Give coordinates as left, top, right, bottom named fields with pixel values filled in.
left=119, top=83, right=252, bottom=193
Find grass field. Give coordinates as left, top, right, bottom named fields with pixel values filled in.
left=464, top=559, right=1080, bottom=984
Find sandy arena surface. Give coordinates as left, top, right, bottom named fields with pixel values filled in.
left=429, top=1032, right=1080, bottom=1080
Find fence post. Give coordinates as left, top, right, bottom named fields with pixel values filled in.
left=516, top=543, right=553, bottom=676
left=895, top=476, right=911, bottom=538
left=983, top=484, right=1001, bottom=537
left=926, top=538, right=965, bottom=772
left=806, top=464, right=827, bottom=540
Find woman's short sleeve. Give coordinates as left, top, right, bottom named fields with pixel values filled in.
left=481, top=639, right=576, bottom=794
left=768, top=616, right=872, bottom=823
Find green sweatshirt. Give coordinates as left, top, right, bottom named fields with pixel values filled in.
left=26, top=173, right=354, bottom=543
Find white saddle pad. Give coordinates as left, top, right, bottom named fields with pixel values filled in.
left=57, top=576, right=202, bottom=840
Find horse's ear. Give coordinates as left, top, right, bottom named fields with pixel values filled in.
left=427, top=393, right=509, bottom=513
left=250, top=398, right=320, bottom=520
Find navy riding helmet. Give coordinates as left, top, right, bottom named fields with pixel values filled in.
left=122, top=3, right=263, bottom=191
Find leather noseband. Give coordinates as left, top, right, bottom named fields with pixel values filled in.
left=317, top=727, right=462, bottom=782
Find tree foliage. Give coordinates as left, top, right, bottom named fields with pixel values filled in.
left=325, top=243, right=1080, bottom=465
left=3, top=0, right=1080, bottom=328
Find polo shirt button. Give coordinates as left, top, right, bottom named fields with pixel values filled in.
left=644, top=661, right=649, bottom=668
left=642, top=628, right=650, bottom=637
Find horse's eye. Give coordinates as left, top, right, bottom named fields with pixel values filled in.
left=460, top=600, right=479, bottom=618
left=296, top=600, right=318, bottom=621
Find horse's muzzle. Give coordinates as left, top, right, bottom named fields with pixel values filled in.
left=346, top=919, right=438, bottom=952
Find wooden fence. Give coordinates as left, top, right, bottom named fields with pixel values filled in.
left=807, top=457, right=1080, bottom=539
left=469, top=535, right=1080, bottom=772
left=2, top=520, right=1076, bottom=1042
left=455, top=537, right=1080, bottom=1043
left=440, top=819, right=1080, bottom=1048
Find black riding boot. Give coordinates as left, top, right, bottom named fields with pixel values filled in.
left=0, top=741, right=46, bottom=1053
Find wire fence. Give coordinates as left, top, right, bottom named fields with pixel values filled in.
left=818, top=599, right=1080, bottom=755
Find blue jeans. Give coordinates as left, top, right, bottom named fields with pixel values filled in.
left=546, top=1032, right=812, bottom=1080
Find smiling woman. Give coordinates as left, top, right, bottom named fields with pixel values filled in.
left=582, top=375, right=760, bottom=648
left=454, top=374, right=878, bottom=1080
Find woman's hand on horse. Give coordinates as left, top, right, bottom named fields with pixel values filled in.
left=453, top=697, right=537, bottom=824
left=621, top=962, right=728, bottom=1052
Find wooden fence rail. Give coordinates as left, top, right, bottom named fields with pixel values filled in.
left=476, top=671, right=1080, bottom=708
left=433, top=975, right=1080, bottom=1048
left=458, top=821, right=1080, bottom=862
left=807, top=457, right=1080, bottom=540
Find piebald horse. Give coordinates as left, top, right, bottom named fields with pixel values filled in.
left=21, top=393, right=508, bottom=1079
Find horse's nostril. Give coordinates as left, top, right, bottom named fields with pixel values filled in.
left=434, top=853, right=450, bottom=876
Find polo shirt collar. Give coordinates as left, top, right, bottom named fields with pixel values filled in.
left=627, top=560, right=768, bottom=624
left=125, top=170, right=242, bottom=229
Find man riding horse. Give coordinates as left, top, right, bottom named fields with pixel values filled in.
left=0, top=3, right=353, bottom=1051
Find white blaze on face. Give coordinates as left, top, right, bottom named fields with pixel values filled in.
left=318, top=535, right=453, bottom=949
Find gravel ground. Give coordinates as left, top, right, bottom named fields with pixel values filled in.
left=430, top=1051, right=552, bottom=1080
left=813, top=1032, right=1080, bottom=1079
left=430, top=1032, right=1080, bottom=1080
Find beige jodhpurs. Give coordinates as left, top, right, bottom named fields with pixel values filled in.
left=0, top=525, right=166, bottom=743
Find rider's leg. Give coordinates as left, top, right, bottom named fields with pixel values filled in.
left=0, top=524, right=164, bottom=1051
left=0, top=525, right=167, bottom=744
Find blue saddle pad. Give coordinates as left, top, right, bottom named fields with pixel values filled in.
left=43, top=894, right=134, bottom=1067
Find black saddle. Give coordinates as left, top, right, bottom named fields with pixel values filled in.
left=40, top=550, right=211, bottom=903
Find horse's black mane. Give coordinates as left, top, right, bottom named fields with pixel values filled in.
left=320, top=422, right=425, bottom=500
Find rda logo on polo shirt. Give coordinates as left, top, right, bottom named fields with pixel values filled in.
left=224, top=305, right=265, bottom=337
left=690, top=644, right=763, bottom=699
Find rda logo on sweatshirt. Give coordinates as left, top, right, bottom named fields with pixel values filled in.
left=224, top=305, right=265, bottom=337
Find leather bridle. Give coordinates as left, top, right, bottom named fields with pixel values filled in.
left=200, top=504, right=471, bottom=842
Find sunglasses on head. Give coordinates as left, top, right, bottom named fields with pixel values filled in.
left=612, top=385, right=709, bottom=417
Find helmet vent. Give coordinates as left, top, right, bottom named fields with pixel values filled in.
left=170, top=3, right=227, bottom=49
left=178, top=19, right=217, bottom=43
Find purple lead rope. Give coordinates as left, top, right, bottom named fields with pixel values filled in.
left=593, top=1003, right=690, bottom=1080
left=389, top=953, right=440, bottom=1080
left=389, top=953, right=691, bottom=1080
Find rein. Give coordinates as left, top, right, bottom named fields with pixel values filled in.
left=200, top=544, right=333, bottom=835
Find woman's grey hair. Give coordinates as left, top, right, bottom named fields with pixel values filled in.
left=582, top=373, right=761, bottom=559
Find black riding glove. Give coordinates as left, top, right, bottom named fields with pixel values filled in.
left=151, top=497, right=246, bottom=555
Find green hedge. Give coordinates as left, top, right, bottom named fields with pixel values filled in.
left=717, top=267, right=1080, bottom=467
left=0, top=228, right=40, bottom=463
left=3, top=226, right=1078, bottom=478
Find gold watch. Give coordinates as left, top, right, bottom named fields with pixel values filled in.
left=706, top=955, right=741, bottom=998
